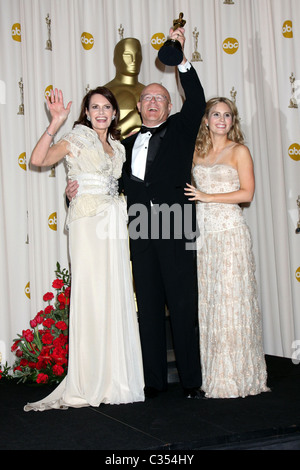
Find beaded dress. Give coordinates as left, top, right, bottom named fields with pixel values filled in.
left=25, top=125, right=144, bottom=411
left=193, top=160, right=269, bottom=398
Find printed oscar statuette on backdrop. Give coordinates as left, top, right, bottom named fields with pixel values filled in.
left=289, top=73, right=298, bottom=109
left=296, top=196, right=300, bottom=234
left=191, top=27, right=203, bottom=62
left=158, top=12, right=186, bottom=66
left=45, top=14, right=52, bottom=51
left=17, top=78, right=24, bottom=115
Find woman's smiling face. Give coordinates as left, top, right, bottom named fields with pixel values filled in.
left=206, top=102, right=233, bottom=135
left=86, top=94, right=115, bottom=132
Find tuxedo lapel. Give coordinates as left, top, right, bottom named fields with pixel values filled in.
left=144, top=121, right=168, bottom=178
left=122, top=135, right=137, bottom=177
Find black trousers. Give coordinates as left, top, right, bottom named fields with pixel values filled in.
left=131, top=237, right=201, bottom=391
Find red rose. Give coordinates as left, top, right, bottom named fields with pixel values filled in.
left=65, top=286, right=71, bottom=297
left=43, top=292, right=54, bottom=301
left=28, top=361, right=37, bottom=368
left=36, top=373, right=48, bottom=384
left=23, top=329, right=34, bottom=342
left=20, top=358, right=29, bottom=366
left=52, top=364, right=65, bottom=376
left=44, top=305, right=54, bottom=315
left=43, top=318, right=55, bottom=328
left=36, top=359, right=45, bottom=370
left=52, top=279, right=64, bottom=289
left=53, top=334, right=68, bottom=347
left=52, top=346, right=68, bottom=365
left=36, top=347, right=51, bottom=369
left=42, top=331, right=54, bottom=345
left=30, top=318, right=37, bottom=328
left=35, top=313, right=44, bottom=324
left=57, top=293, right=70, bottom=306
left=55, top=321, right=68, bottom=331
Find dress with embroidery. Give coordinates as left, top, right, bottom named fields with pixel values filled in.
left=24, top=125, right=144, bottom=411
left=193, top=163, right=269, bottom=398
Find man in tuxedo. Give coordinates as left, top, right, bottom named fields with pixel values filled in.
left=66, top=27, right=206, bottom=399
left=120, top=27, right=206, bottom=399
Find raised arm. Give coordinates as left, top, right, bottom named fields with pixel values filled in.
left=30, top=88, right=72, bottom=167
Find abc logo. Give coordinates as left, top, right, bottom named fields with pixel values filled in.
left=223, top=37, right=239, bottom=55
left=282, top=20, right=293, bottom=38
left=25, top=281, right=30, bottom=299
left=81, top=32, right=94, bottom=50
left=151, top=33, right=166, bottom=50
left=18, top=152, right=26, bottom=171
left=296, top=267, right=300, bottom=283
left=48, top=212, right=57, bottom=231
left=45, top=85, right=53, bottom=100
left=12, top=23, right=21, bottom=42
left=288, top=143, right=300, bottom=161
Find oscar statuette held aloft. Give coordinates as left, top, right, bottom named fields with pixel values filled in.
left=158, top=13, right=186, bottom=66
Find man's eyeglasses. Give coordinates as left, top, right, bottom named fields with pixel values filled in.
left=140, top=94, right=168, bottom=102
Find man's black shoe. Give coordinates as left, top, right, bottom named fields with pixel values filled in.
left=184, top=388, right=205, bottom=399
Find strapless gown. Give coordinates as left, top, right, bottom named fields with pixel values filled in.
left=193, top=163, right=269, bottom=398
left=24, top=125, right=144, bottom=411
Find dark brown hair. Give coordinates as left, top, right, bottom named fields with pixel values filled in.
left=73, top=86, right=121, bottom=141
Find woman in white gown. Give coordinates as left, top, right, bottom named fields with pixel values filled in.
left=25, top=87, right=144, bottom=411
left=185, top=97, right=269, bottom=399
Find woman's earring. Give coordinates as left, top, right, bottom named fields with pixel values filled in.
left=112, top=115, right=115, bottom=120
left=87, top=115, right=91, bottom=121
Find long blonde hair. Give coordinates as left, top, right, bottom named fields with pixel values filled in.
left=195, top=97, right=245, bottom=158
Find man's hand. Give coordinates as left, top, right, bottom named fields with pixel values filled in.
left=169, top=27, right=186, bottom=49
left=66, top=179, right=79, bottom=201
left=169, top=27, right=186, bottom=63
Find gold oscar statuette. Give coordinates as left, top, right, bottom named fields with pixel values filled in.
left=158, top=13, right=186, bottom=66
left=104, top=37, right=145, bottom=138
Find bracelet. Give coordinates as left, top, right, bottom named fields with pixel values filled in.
left=46, top=127, right=57, bottom=137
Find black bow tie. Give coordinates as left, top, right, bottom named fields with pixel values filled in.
left=140, top=125, right=159, bottom=135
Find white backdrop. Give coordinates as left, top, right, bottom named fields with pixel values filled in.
left=0, top=0, right=299, bottom=367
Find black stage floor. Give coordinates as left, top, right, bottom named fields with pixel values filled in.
left=1, top=355, right=300, bottom=453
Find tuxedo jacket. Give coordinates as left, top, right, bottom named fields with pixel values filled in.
left=120, top=65, right=206, bottom=256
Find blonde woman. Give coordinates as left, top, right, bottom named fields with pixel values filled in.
left=185, top=97, right=269, bottom=399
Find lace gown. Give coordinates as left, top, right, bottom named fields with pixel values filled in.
left=193, top=163, right=269, bottom=399
left=24, top=125, right=144, bottom=411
